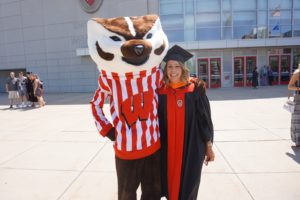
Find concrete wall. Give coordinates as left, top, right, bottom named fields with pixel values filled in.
left=0, top=0, right=156, bottom=92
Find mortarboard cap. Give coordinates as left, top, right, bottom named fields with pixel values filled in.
left=163, top=45, right=193, bottom=63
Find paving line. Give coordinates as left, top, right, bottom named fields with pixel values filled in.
left=56, top=141, right=109, bottom=200
left=214, top=143, right=256, bottom=200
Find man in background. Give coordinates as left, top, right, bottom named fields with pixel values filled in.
left=17, top=72, right=28, bottom=107
left=5, top=72, right=19, bottom=108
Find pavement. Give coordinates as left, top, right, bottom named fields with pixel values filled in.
left=0, top=85, right=299, bottom=200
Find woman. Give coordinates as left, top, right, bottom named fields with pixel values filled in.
left=32, top=74, right=46, bottom=107
left=158, top=45, right=215, bottom=200
left=252, top=67, right=259, bottom=89
left=26, top=73, right=38, bottom=107
left=288, top=62, right=300, bottom=147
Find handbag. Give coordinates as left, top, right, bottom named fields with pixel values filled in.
left=284, top=73, right=300, bottom=113
left=283, top=95, right=296, bottom=113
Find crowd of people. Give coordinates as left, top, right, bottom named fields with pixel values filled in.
left=252, top=65, right=274, bottom=88
left=5, top=71, right=45, bottom=109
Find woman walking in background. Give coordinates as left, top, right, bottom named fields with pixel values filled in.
left=288, top=62, right=300, bottom=147
left=32, top=74, right=46, bottom=107
left=26, top=73, right=38, bottom=107
left=158, top=45, right=215, bottom=200
left=252, top=67, right=259, bottom=89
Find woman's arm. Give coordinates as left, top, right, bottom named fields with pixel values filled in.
left=288, top=73, right=300, bottom=91
left=33, top=80, right=38, bottom=95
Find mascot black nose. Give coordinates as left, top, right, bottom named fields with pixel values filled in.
left=134, top=45, right=144, bottom=56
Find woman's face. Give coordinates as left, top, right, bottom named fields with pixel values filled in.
left=166, top=60, right=182, bottom=84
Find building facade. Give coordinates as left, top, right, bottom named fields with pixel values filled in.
left=160, top=0, right=300, bottom=88
left=0, top=0, right=299, bottom=92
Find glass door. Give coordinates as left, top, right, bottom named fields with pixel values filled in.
left=280, top=55, right=291, bottom=84
left=269, top=56, right=279, bottom=84
left=210, top=58, right=221, bottom=88
left=245, top=57, right=256, bottom=86
left=234, top=57, right=244, bottom=87
left=197, top=59, right=209, bottom=85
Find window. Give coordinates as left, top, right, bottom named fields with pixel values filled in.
left=160, top=14, right=184, bottom=29
left=268, top=0, right=292, bottom=10
left=295, top=0, right=300, bottom=9
left=196, top=27, right=221, bottom=40
left=223, top=27, right=232, bottom=39
left=232, top=0, right=256, bottom=11
left=233, top=12, right=256, bottom=26
left=233, top=26, right=256, bottom=39
left=258, top=11, right=267, bottom=25
left=223, top=12, right=232, bottom=26
left=165, top=30, right=184, bottom=42
left=196, top=13, right=221, bottom=27
left=258, top=0, right=267, bottom=10
left=223, top=0, right=231, bottom=11
left=295, top=10, right=300, bottom=25
left=160, top=1, right=183, bottom=15
left=195, top=0, right=220, bottom=12
left=294, top=25, right=300, bottom=37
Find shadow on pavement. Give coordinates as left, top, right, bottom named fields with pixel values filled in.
left=0, top=93, right=94, bottom=106
left=0, top=85, right=287, bottom=105
left=207, top=85, right=287, bottom=101
left=286, top=146, right=300, bottom=165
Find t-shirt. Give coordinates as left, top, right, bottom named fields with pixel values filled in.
left=6, top=77, right=18, bottom=91
left=18, top=77, right=27, bottom=91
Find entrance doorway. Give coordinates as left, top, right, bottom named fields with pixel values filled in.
left=234, top=56, right=256, bottom=87
left=269, top=55, right=291, bottom=85
left=197, top=58, right=221, bottom=88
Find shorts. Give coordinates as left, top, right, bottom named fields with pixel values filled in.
left=19, top=90, right=27, bottom=97
left=8, top=91, right=19, bottom=99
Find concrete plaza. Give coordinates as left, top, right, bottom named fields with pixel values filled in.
left=0, top=85, right=299, bottom=200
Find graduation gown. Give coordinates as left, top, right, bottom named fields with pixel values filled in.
left=26, top=79, right=38, bottom=102
left=158, top=82, right=214, bottom=200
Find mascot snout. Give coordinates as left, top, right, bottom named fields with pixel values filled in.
left=121, top=40, right=152, bottom=66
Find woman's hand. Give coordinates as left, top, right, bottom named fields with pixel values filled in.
left=204, top=141, right=215, bottom=166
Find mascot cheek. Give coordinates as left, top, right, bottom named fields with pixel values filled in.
left=154, top=39, right=166, bottom=55
left=96, top=41, right=114, bottom=61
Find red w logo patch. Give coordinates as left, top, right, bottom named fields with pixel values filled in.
left=85, top=0, right=95, bottom=6
left=121, top=90, right=154, bottom=127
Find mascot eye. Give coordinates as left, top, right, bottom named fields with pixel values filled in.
left=110, top=36, right=122, bottom=41
left=146, top=33, right=153, bottom=39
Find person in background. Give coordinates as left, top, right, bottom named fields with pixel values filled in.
left=32, top=74, right=46, bottom=107
left=252, top=67, right=259, bottom=89
left=267, top=66, right=274, bottom=86
left=17, top=72, right=28, bottom=108
left=158, top=45, right=215, bottom=200
left=260, top=65, right=268, bottom=86
left=5, top=72, right=19, bottom=108
left=288, top=62, right=300, bottom=148
left=26, top=73, right=38, bottom=107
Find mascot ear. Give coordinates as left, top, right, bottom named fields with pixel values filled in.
left=87, top=19, right=100, bottom=46
left=87, top=19, right=107, bottom=66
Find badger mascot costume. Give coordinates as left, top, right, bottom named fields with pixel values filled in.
left=88, top=15, right=168, bottom=200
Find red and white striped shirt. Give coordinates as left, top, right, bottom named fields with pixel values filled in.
left=90, top=66, right=163, bottom=159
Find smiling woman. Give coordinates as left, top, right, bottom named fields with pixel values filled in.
left=158, top=45, right=215, bottom=200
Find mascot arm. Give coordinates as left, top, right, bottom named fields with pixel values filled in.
left=90, top=88, right=115, bottom=140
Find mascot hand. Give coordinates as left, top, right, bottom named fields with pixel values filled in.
left=106, top=127, right=116, bottom=141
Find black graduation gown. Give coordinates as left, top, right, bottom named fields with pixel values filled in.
left=158, top=82, right=214, bottom=200
left=26, top=79, right=38, bottom=102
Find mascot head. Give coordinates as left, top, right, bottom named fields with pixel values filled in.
left=87, top=14, right=169, bottom=74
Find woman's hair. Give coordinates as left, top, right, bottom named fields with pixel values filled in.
left=163, top=60, right=190, bottom=86
left=293, top=62, right=300, bottom=74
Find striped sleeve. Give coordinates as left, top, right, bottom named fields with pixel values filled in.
left=90, top=88, right=113, bottom=137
